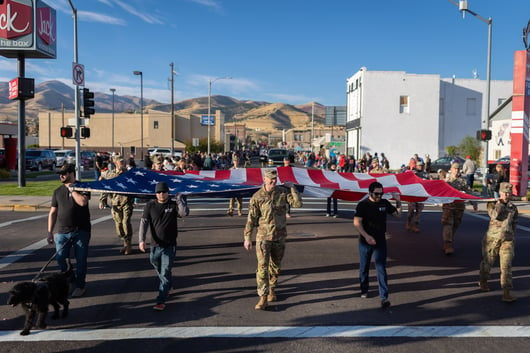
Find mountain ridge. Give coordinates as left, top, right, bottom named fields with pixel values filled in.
left=0, top=80, right=327, bottom=133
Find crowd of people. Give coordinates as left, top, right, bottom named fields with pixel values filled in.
left=45, top=147, right=519, bottom=313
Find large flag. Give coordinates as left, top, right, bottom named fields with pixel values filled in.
left=73, top=167, right=484, bottom=204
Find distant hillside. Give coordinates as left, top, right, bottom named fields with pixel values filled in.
left=0, top=80, right=327, bottom=133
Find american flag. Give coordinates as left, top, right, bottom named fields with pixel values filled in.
left=73, top=167, right=484, bottom=204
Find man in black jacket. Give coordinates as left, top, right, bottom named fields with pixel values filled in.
left=138, top=181, right=187, bottom=311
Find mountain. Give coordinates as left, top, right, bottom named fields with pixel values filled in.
left=0, top=80, right=326, bottom=133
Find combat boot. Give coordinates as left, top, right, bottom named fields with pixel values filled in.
left=254, top=296, right=268, bottom=310
left=478, top=280, right=490, bottom=292
left=502, top=289, right=517, bottom=303
left=443, top=241, right=454, bottom=255
left=267, top=288, right=277, bottom=302
left=124, top=239, right=132, bottom=255
left=119, top=240, right=127, bottom=254
left=405, top=221, right=411, bottom=231
left=412, top=222, right=419, bottom=233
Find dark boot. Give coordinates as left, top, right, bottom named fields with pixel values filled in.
left=443, top=241, right=454, bottom=255
left=478, top=280, right=490, bottom=292
left=502, top=289, right=517, bottom=303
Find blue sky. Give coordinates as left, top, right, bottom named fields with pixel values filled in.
left=1, top=0, right=529, bottom=106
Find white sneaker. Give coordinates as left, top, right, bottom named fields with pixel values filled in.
left=71, top=287, right=86, bottom=298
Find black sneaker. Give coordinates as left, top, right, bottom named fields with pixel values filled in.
left=381, top=299, right=391, bottom=308
left=360, top=292, right=368, bottom=299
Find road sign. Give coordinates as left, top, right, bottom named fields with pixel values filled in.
left=72, top=63, right=85, bottom=86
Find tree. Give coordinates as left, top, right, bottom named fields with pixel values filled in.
left=458, top=135, right=481, bottom=160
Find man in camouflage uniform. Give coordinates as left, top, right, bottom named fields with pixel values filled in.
left=99, top=159, right=135, bottom=255
left=441, top=162, right=475, bottom=255
left=479, top=182, right=518, bottom=302
left=243, top=169, right=302, bottom=310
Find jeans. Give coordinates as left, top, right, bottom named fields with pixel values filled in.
left=55, top=230, right=91, bottom=289
left=358, top=240, right=388, bottom=300
left=466, top=174, right=474, bottom=188
left=326, top=198, right=338, bottom=215
left=150, top=245, right=176, bottom=304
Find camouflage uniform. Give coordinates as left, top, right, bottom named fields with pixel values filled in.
left=244, top=184, right=302, bottom=297
left=441, top=169, right=472, bottom=253
left=99, top=165, right=135, bottom=254
left=479, top=198, right=518, bottom=289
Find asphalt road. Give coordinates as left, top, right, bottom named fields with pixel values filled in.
left=1, top=197, right=530, bottom=352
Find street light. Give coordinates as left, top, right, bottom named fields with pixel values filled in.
left=133, top=71, right=144, bottom=158
left=109, top=88, right=116, bottom=152
left=449, top=0, right=492, bottom=194
left=207, top=76, right=232, bottom=154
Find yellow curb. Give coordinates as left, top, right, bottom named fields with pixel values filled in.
left=0, top=205, right=14, bottom=211
left=13, top=205, right=39, bottom=211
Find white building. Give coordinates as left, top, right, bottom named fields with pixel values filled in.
left=345, top=68, right=512, bottom=169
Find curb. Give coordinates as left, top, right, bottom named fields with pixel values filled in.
left=0, top=204, right=51, bottom=212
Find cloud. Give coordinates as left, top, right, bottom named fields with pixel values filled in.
left=113, top=0, right=164, bottom=25
left=189, top=0, right=223, bottom=11
left=78, top=11, right=127, bottom=25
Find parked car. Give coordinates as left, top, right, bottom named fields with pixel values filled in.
left=54, top=149, right=75, bottom=167
left=0, top=148, right=5, bottom=169
left=429, top=156, right=465, bottom=173
left=267, top=148, right=292, bottom=166
left=148, top=148, right=172, bottom=158
left=65, top=150, right=95, bottom=169
left=25, top=149, right=56, bottom=171
left=487, top=155, right=530, bottom=173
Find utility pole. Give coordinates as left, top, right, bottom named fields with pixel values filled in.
left=170, top=63, right=175, bottom=156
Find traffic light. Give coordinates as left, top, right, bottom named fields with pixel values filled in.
left=81, top=127, right=90, bottom=138
left=82, top=88, right=95, bottom=118
left=476, top=129, right=492, bottom=141
left=60, top=127, right=73, bottom=138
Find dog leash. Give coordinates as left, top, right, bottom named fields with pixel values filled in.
left=32, top=237, right=74, bottom=282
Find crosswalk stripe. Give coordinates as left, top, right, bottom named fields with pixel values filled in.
left=1, top=325, right=529, bottom=341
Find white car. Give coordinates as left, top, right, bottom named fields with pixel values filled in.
left=54, top=149, right=74, bottom=167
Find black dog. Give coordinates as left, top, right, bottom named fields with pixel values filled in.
left=7, top=269, right=71, bottom=336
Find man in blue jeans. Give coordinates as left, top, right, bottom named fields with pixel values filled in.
left=47, top=163, right=91, bottom=298
left=354, top=181, right=401, bottom=308
left=139, top=181, right=188, bottom=311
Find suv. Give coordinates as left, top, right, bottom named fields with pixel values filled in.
left=54, top=149, right=75, bottom=167
left=148, top=148, right=172, bottom=158
left=25, top=149, right=56, bottom=171
left=267, top=148, right=291, bottom=166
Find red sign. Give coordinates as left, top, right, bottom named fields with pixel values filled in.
left=0, top=0, right=33, bottom=40
left=8, top=78, right=19, bottom=100
left=37, top=5, right=54, bottom=46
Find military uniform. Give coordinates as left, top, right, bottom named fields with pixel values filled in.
left=99, top=165, right=135, bottom=254
left=441, top=163, right=473, bottom=255
left=479, top=182, right=518, bottom=302
left=244, top=169, right=302, bottom=308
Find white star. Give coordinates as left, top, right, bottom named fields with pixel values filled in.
left=125, top=177, right=138, bottom=185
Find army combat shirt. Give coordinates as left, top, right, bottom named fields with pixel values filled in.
left=244, top=185, right=302, bottom=242
left=486, top=200, right=518, bottom=240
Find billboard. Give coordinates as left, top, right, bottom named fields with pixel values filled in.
left=201, top=115, right=215, bottom=126
left=0, top=0, right=56, bottom=59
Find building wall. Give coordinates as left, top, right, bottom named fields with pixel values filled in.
left=38, top=110, right=225, bottom=155
left=346, top=69, right=513, bottom=169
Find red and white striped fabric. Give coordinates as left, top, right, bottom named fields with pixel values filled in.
left=182, top=166, right=484, bottom=204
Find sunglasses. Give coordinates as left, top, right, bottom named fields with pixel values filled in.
left=156, top=190, right=168, bottom=194
left=372, top=192, right=384, bottom=196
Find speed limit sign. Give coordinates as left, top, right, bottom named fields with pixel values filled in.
left=72, top=63, right=85, bottom=86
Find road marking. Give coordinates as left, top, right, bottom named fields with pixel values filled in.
left=0, top=214, right=48, bottom=228
left=0, top=325, right=529, bottom=341
left=0, top=215, right=112, bottom=270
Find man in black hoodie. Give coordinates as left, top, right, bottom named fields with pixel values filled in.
left=139, top=181, right=187, bottom=311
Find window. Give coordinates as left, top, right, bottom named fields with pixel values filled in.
left=498, top=98, right=506, bottom=106
left=154, top=121, right=159, bottom=129
left=466, top=98, right=477, bottom=116
left=399, top=96, right=409, bottom=114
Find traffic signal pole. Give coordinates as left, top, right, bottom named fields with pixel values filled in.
left=68, top=0, right=81, bottom=180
